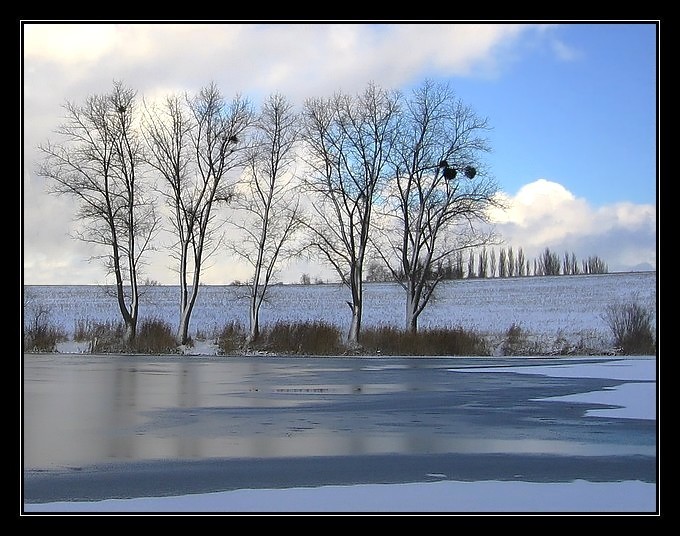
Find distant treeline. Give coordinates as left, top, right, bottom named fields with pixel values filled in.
left=364, top=247, right=608, bottom=282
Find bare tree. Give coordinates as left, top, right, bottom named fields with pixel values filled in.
left=571, top=252, right=581, bottom=275
left=538, top=247, right=561, bottom=275
left=228, top=94, right=302, bottom=344
left=507, top=246, right=515, bottom=277
left=375, top=80, right=501, bottom=332
left=467, top=250, right=476, bottom=279
left=144, top=83, right=253, bottom=345
left=499, top=247, right=508, bottom=277
left=37, top=81, right=159, bottom=343
left=301, top=83, right=400, bottom=345
left=563, top=251, right=572, bottom=275
left=516, top=247, right=527, bottom=276
left=365, top=260, right=393, bottom=282
left=583, top=255, right=608, bottom=274
left=478, top=247, right=489, bottom=278
left=453, top=250, right=464, bottom=279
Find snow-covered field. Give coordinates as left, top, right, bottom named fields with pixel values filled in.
left=24, top=271, right=657, bottom=355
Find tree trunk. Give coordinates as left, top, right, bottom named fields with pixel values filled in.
left=177, top=307, right=191, bottom=346
left=177, top=290, right=199, bottom=346
left=112, top=265, right=136, bottom=345
left=405, top=277, right=421, bottom=334
left=176, top=273, right=200, bottom=346
left=406, top=293, right=419, bottom=334
left=347, top=302, right=362, bottom=347
left=129, top=277, right=139, bottom=344
left=124, top=321, right=136, bottom=345
left=347, top=264, right=364, bottom=347
left=248, top=300, right=260, bottom=345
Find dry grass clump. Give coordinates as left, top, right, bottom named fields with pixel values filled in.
left=74, top=317, right=177, bottom=353
left=603, top=301, right=656, bottom=355
left=24, top=308, right=66, bottom=352
left=132, top=318, right=177, bottom=354
left=257, top=321, right=344, bottom=355
left=217, top=321, right=248, bottom=354
left=74, top=319, right=126, bottom=353
left=359, top=325, right=489, bottom=356
left=216, top=321, right=488, bottom=356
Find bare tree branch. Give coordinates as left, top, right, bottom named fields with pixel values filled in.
left=228, top=94, right=303, bottom=343
left=375, top=79, right=505, bottom=332
left=300, top=83, right=400, bottom=344
left=144, top=83, right=254, bottom=344
left=37, top=81, right=160, bottom=342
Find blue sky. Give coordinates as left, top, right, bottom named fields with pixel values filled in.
left=454, top=23, right=657, bottom=207
left=22, top=22, right=658, bottom=284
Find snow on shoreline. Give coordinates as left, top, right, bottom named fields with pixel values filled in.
left=24, top=479, right=656, bottom=513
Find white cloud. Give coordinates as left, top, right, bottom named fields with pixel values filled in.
left=22, top=23, right=538, bottom=105
left=489, top=179, right=656, bottom=271
left=551, top=38, right=581, bottom=62
left=23, top=23, right=119, bottom=63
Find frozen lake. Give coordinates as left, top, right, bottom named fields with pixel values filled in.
left=23, top=354, right=656, bottom=507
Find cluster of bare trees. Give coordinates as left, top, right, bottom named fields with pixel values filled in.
left=37, top=79, right=500, bottom=346
left=299, top=81, right=501, bottom=338
left=367, top=246, right=609, bottom=282
left=523, top=247, right=609, bottom=276
left=447, top=246, right=607, bottom=279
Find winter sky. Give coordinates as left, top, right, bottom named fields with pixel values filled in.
left=21, top=21, right=659, bottom=285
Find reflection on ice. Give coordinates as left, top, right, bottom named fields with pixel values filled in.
left=38, top=433, right=648, bottom=466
